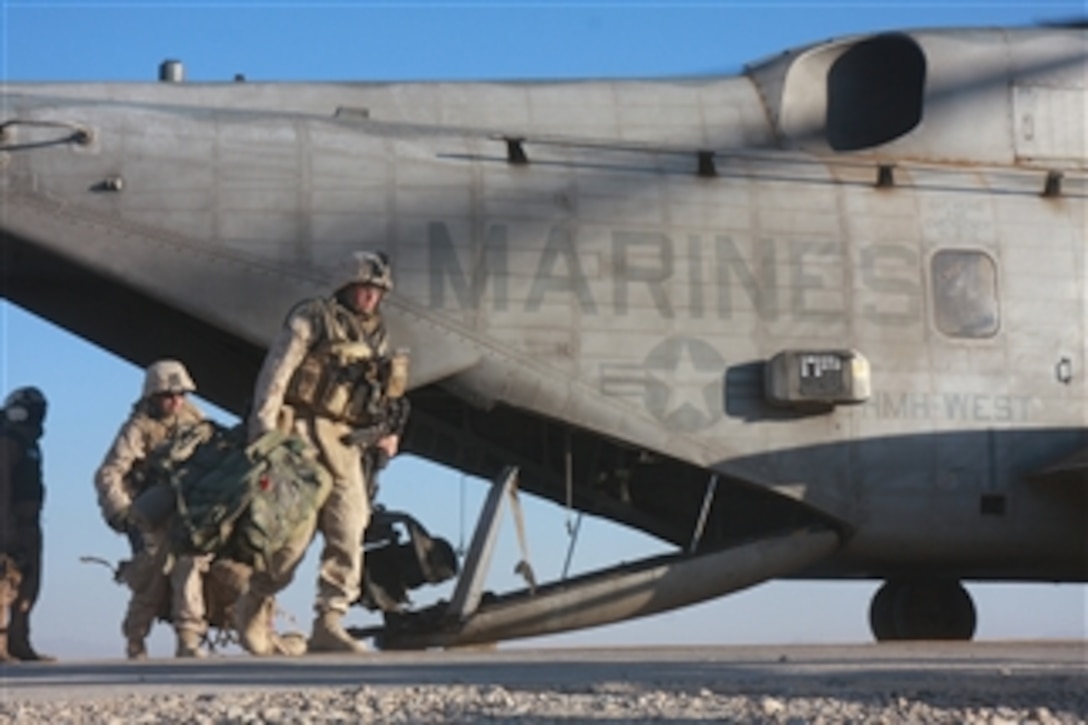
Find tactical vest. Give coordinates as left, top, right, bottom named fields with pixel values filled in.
left=284, top=298, right=407, bottom=427
left=1, top=427, right=44, bottom=510
left=124, top=401, right=202, bottom=496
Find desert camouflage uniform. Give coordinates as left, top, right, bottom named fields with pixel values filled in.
left=95, top=397, right=210, bottom=649
left=247, top=297, right=389, bottom=616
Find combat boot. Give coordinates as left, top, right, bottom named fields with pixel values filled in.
left=125, top=638, right=147, bottom=660
left=0, top=558, right=18, bottom=662
left=233, top=589, right=273, bottom=656
left=270, top=631, right=308, bottom=657
left=175, top=628, right=207, bottom=658
left=308, top=610, right=366, bottom=654
left=8, top=614, right=54, bottom=662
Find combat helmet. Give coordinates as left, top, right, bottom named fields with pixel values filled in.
left=3, top=386, right=47, bottom=426
left=337, top=250, right=393, bottom=293
left=142, top=359, right=197, bottom=399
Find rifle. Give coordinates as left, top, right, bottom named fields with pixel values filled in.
left=340, top=397, right=410, bottom=500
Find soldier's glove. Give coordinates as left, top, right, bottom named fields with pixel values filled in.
left=106, top=507, right=132, bottom=535
left=370, top=447, right=390, bottom=472
left=108, top=508, right=146, bottom=555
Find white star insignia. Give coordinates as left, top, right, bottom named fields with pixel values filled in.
left=648, top=341, right=721, bottom=420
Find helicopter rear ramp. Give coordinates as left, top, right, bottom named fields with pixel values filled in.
left=371, top=468, right=840, bottom=649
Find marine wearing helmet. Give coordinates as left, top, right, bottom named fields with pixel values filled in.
left=141, top=359, right=197, bottom=400
left=238, top=249, right=409, bottom=656
left=94, top=359, right=210, bottom=659
left=343, top=250, right=394, bottom=293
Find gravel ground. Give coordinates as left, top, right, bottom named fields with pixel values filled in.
left=2, top=644, right=1084, bottom=723
left=2, top=676, right=1085, bottom=723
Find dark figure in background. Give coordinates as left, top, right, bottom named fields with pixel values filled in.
left=0, top=387, right=53, bottom=662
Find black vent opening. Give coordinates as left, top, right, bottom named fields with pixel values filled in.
left=826, top=34, right=926, bottom=151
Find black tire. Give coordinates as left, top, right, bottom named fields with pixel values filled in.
left=869, top=579, right=906, bottom=642
left=891, top=578, right=977, bottom=640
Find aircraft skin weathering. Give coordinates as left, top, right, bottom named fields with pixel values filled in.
left=1, top=25, right=1085, bottom=645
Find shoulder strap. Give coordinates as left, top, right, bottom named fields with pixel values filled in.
left=245, top=429, right=290, bottom=460
left=361, top=316, right=388, bottom=354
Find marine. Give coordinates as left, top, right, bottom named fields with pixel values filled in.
left=0, top=387, right=53, bottom=662
left=234, top=250, right=409, bottom=655
left=94, top=360, right=212, bottom=659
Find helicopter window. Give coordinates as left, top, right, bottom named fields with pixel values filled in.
left=931, top=250, right=1000, bottom=339
left=826, top=34, right=926, bottom=151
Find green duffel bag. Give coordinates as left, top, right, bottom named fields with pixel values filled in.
left=225, top=431, right=332, bottom=571
left=168, top=425, right=331, bottom=571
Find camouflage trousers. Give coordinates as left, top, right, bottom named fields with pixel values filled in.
left=0, top=519, right=42, bottom=659
left=122, top=527, right=211, bottom=640
left=248, top=413, right=370, bottom=615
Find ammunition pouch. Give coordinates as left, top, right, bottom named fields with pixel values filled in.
left=285, top=344, right=407, bottom=427
left=385, top=350, right=409, bottom=399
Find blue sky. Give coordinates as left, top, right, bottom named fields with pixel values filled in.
left=2, top=1, right=1085, bottom=659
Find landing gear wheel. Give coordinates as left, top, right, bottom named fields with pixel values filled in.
left=869, top=578, right=976, bottom=641
left=892, top=579, right=976, bottom=640
left=869, top=580, right=905, bottom=641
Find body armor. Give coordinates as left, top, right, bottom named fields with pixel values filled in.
left=97, top=398, right=203, bottom=520
left=283, top=299, right=407, bottom=427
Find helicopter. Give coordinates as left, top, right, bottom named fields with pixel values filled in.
left=2, top=21, right=1085, bottom=646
